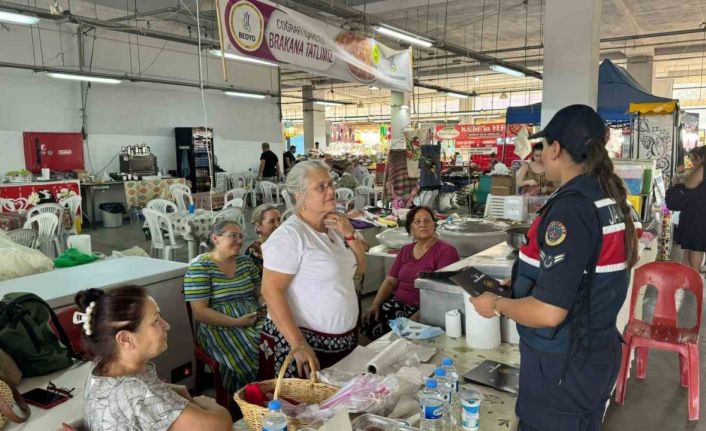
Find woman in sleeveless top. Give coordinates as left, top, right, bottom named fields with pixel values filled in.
left=517, top=143, right=554, bottom=195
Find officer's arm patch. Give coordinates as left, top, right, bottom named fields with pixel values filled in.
left=545, top=220, right=567, bottom=246
left=540, top=250, right=566, bottom=269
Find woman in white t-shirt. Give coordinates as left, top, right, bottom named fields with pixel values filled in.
left=260, top=160, right=367, bottom=378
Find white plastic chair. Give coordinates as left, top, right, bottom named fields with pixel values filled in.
left=362, top=174, right=376, bottom=189
left=1, top=198, right=29, bottom=212
left=355, top=186, right=376, bottom=207
left=170, top=185, right=193, bottom=212
left=281, top=208, right=294, bottom=221
left=23, top=213, right=61, bottom=257
left=27, top=203, right=63, bottom=220
left=224, top=188, right=248, bottom=206
left=6, top=228, right=38, bottom=248
left=223, top=198, right=245, bottom=210
left=213, top=207, right=245, bottom=226
left=335, top=188, right=354, bottom=201
left=281, top=189, right=294, bottom=212
left=141, top=208, right=186, bottom=261
left=146, top=199, right=178, bottom=214
left=259, top=181, right=279, bottom=205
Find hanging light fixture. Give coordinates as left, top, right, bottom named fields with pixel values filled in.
left=207, top=49, right=278, bottom=67
left=499, top=92, right=509, bottom=100
left=46, top=72, right=121, bottom=84
left=490, top=64, right=526, bottom=78
left=375, top=26, right=433, bottom=48
left=0, top=10, right=40, bottom=25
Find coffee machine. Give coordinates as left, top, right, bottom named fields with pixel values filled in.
left=119, top=144, right=158, bottom=178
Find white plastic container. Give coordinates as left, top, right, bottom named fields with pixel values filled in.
left=463, top=291, right=501, bottom=349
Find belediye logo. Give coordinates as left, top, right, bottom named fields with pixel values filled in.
left=231, top=0, right=263, bottom=52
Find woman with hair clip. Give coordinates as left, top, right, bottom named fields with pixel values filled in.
left=469, top=105, right=641, bottom=431
left=184, top=221, right=263, bottom=394
left=76, top=286, right=232, bottom=431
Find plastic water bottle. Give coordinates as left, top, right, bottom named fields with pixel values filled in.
left=419, top=379, right=444, bottom=431
left=434, top=368, right=453, bottom=405
left=441, top=358, right=459, bottom=394
left=442, top=358, right=460, bottom=428
left=262, top=400, right=288, bottom=431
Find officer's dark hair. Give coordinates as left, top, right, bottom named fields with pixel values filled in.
left=576, top=138, right=639, bottom=268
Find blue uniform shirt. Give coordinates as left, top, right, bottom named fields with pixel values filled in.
left=513, top=174, right=641, bottom=353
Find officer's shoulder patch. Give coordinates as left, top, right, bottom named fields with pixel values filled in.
left=545, top=220, right=567, bottom=246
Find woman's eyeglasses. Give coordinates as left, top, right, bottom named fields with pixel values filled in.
left=310, top=180, right=335, bottom=194
left=219, top=232, right=244, bottom=241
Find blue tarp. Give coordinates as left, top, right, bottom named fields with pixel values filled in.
left=505, top=59, right=675, bottom=124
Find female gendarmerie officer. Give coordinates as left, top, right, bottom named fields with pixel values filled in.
left=469, top=105, right=641, bottom=431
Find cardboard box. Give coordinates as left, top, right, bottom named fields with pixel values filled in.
left=491, top=186, right=512, bottom=196
left=491, top=175, right=514, bottom=188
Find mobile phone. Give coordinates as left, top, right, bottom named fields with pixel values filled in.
left=256, top=304, right=268, bottom=317
left=22, top=388, right=69, bottom=409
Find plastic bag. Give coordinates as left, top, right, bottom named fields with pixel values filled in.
left=54, top=247, right=98, bottom=268
left=296, top=374, right=401, bottom=422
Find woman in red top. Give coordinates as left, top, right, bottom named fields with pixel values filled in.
left=362, top=206, right=459, bottom=340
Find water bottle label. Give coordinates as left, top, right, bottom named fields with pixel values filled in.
left=422, top=405, right=443, bottom=420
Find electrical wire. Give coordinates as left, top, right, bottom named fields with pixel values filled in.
left=190, top=0, right=215, bottom=209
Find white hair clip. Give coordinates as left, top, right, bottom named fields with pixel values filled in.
left=72, top=301, right=96, bottom=336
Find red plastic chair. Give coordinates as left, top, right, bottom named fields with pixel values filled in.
left=186, top=303, right=228, bottom=408
left=50, top=305, right=92, bottom=359
left=614, top=261, right=703, bottom=420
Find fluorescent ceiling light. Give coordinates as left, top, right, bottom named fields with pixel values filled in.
left=315, top=101, right=345, bottom=107
left=376, top=26, right=433, bottom=48
left=369, top=86, right=380, bottom=90
left=208, top=49, right=278, bottom=67
left=445, top=91, right=468, bottom=99
left=224, top=91, right=266, bottom=99
left=489, top=64, right=525, bottom=78
left=46, top=72, right=121, bottom=84
left=0, top=10, right=40, bottom=25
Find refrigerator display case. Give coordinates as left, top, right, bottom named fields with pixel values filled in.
left=174, top=127, right=214, bottom=193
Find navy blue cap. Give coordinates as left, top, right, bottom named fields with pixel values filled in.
left=528, top=104, right=605, bottom=160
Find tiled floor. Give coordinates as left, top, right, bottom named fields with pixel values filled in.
left=84, top=215, right=706, bottom=431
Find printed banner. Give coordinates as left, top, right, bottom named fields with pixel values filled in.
left=435, top=124, right=522, bottom=151
left=219, top=0, right=413, bottom=92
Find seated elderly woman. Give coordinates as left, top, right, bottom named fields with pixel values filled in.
left=362, top=205, right=460, bottom=340
left=76, top=286, right=232, bottom=431
left=184, top=221, right=263, bottom=393
left=245, top=204, right=281, bottom=277
left=260, top=160, right=367, bottom=378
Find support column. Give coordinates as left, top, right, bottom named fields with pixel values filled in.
left=541, top=0, right=601, bottom=127
left=302, top=85, right=326, bottom=153
left=626, top=56, right=654, bottom=92
left=390, top=91, right=410, bottom=150
left=458, top=97, right=473, bottom=124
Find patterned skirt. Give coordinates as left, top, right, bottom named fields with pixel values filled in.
left=258, top=319, right=358, bottom=379
left=360, top=295, right=418, bottom=340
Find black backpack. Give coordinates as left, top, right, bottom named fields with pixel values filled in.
left=0, top=293, right=80, bottom=377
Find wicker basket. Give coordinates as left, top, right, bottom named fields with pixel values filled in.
left=234, top=347, right=339, bottom=430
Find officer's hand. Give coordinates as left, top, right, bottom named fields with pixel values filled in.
left=468, top=292, right=497, bottom=318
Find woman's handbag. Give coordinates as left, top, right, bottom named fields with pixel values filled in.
left=0, top=378, right=30, bottom=428
left=665, top=183, right=693, bottom=212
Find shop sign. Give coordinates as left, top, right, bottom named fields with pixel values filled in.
left=219, top=0, right=413, bottom=92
